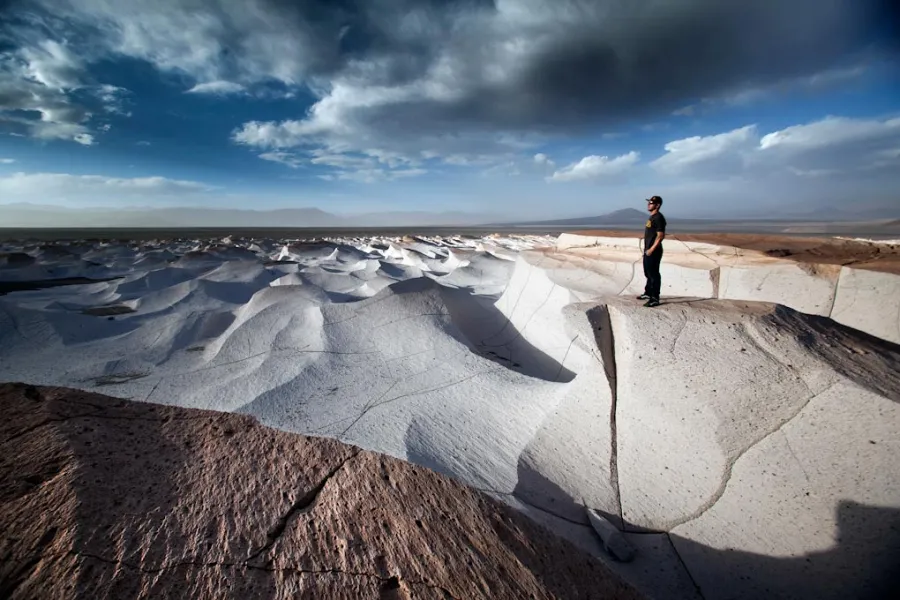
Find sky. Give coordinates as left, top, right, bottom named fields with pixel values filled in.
left=0, top=0, right=898, bottom=221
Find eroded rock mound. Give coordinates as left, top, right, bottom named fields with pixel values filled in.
left=0, top=382, right=640, bottom=600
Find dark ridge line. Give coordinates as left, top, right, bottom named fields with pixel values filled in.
left=590, top=306, right=624, bottom=531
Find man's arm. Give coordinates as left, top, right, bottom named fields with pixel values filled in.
left=646, top=231, right=665, bottom=255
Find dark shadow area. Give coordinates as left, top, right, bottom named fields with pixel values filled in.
left=0, top=277, right=122, bottom=296
left=512, top=458, right=594, bottom=526
left=197, top=279, right=272, bottom=304
left=440, top=285, right=576, bottom=383
left=497, top=479, right=900, bottom=600
left=766, top=304, right=900, bottom=401
left=669, top=501, right=900, bottom=600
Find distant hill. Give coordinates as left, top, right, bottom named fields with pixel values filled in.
left=502, top=207, right=649, bottom=227
left=0, top=204, right=499, bottom=228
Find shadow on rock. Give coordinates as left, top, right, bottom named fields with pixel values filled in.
left=767, top=304, right=900, bottom=401
left=512, top=458, right=592, bottom=526
left=670, top=500, right=900, bottom=600
left=440, top=286, right=576, bottom=383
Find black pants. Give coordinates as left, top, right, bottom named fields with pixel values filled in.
left=643, top=248, right=663, bottom=299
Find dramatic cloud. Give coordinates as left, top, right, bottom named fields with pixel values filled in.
left=0, top=25, right=123, bottom=143
left=0, top=172, right=212, bottom=200
left=651, top=116, right=900, bottom=178
left=5, top=0, right=890, bottom=160
left=549, top=151, right=640, bottom=182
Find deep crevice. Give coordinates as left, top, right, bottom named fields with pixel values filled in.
left=587, top=305, right=624, bottom=531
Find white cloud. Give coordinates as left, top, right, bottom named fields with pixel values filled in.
left=0, top=37, right=120, bottom=144
left=232, top=119, right=322, bottom=149
left=73, top=133, right=96, bottom=146
left=186, top=81, right=246, bottom=95
left=0, top=158, right=15, bottom=164
left=650, top=126, right=758, bottom=176
left=652, top=116, right=900, bottom=180
left=0, top=172, right=213, bottom=201
left=259, top=152, right=304, bottom=168
left=533, top=153, right=555, bottom=168
left=334, top=168, right=427, bottom=183
left=481, top=161, right=520, bottom=178
left=19, top=40, right=84, bottom=90
left=95, top=84, right=130, bottom=114
left=759, top=116, right=900, bottom=152
left=310, top=154, right=377, bottom=169
left=549, top=151, right=639, bottom=182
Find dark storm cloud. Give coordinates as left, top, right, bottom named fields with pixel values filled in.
left=500, top=0, right=890, bottom=129
left=355, top=0, right=890, bottom=131
left=3, top=0, right=896, bottom=151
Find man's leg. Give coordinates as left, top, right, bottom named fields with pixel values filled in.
left=642, top=253, right=652, bottom=296
left=648, top=250, right=662, bottom=300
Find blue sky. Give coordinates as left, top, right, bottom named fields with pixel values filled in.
left=1, top=0, right=898, bottom=221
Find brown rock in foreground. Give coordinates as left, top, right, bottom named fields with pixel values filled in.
left=0, top=382, right=641, bottom=600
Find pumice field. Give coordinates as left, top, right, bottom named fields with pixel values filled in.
left=2, top=231, right=899, bottom=599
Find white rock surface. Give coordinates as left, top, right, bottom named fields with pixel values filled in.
left=2, top=232, right=898, bottom=600
left=831, top=266, right=900, bottom=344
left=553, top=233, right=900, bottom=343
left=718, top=260, right=839, bottom=316
left=671, top=382, right=900, bottom=599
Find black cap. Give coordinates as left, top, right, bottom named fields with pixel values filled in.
left=646, top=195, right=663, bottom=206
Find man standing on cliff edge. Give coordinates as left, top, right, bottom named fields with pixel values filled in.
left=638, top=195, right=666, bottom=307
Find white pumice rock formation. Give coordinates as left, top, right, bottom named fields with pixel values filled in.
left=554, top=232, right=900, bottom=343
left=1, top=232, right=898, bottom=599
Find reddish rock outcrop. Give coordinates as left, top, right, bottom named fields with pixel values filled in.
left=0, top=383, right=640, bottom=599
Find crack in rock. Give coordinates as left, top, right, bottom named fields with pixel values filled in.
left=666, top=532, right=705, bottom=600
left=247, top=451, right=361, bottom=564
left=670, top=382, right=838, bottom=530
left=60, top=550, right=461, bottom=599
left=588, top=305, right=624, bottom=530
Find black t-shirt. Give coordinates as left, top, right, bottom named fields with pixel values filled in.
left=644, top=212, right=667, bottom=252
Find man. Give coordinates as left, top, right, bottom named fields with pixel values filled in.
left=638, top=195, right=666, bottom=307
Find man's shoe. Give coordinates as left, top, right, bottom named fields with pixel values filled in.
left=643, top=298, right=661, bottom=307
left=637, top=294, right=651, bottom=300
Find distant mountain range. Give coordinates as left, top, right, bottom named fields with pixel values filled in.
left=2, top=202, right=898, bottom=230
left=0, top=203, right=501, bottom=228
left=498, top=208, right=649, bottom=227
